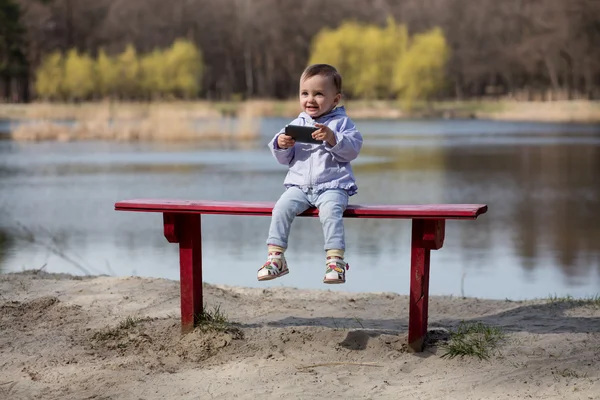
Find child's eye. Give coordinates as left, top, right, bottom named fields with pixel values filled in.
left=316, top=92, right=323, bottom=96
left=301, top=92, right=308, bottom=96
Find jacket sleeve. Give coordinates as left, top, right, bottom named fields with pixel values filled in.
left=324, top=117, right=363, bottom=163
left=268, top=117, right=302, bottom=165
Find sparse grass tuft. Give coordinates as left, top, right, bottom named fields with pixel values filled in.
left=194, top=304, right=231, bottom=332
left=546, top=294, right=600, bottom=307
left=554, top=368, right=588, bottom=379
left=92, top=316, right=150, bottom=341
left=117, top=316, right=148, bottom=330
left=440, top=321, right=505, bottom=360
left=353, top=316, right=365, bottom=329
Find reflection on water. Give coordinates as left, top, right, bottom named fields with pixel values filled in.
left=0, top=118, right=599, bottom=299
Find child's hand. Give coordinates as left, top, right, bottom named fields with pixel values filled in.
left=277, top=134, right=295, bottom=149
left=313, top=123, right=336, bottom=146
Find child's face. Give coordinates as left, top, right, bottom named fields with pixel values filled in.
left=299, top=74, right=341, bottom=118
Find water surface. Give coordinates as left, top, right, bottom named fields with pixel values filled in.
left=0, top=118, right=598, bottom=300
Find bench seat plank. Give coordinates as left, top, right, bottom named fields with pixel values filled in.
left=115, top=199, right=487, bottom=219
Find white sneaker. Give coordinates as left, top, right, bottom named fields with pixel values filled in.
left=257, top=251, right=289, bottom=281
left=323, top=257, right=348, bottom=284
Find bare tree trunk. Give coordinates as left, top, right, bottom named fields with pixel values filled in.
left=65, top=0, right=74, bottom=48
left=0, top=75, right=8, bottom=101
left=583, top=64, right=593, bottom=99
left=543, top=54, right=560, bottom=97
left=244, top=47, right=254, bottom=98
left=266, top=52, right=275, bottom=98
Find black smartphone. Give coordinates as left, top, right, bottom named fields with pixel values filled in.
left=284, top=125, right=321, bottom=144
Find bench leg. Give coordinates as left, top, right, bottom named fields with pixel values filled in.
left=164, top=213, right=203, bottom=334
left=408, top=219, right=445, bottom=352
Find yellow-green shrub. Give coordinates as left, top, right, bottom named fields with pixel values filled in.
left=116, top=44, right=141, bottom=99
left=35, top=52, right=64, bottom=100
left=165, top=39, right=203, bottom=98
left=96, top=49, right=119, bottom=98
left=140, top=49, right=168, bottom=99
left=139, top=39, right=203, bottom=99
left=35, top=40, right=205, bottom=100
left=393, top=27, right=450, bottom=109
left=63, top=49, right=95, bottom=100
left=309, top=19, right=449, bottom=104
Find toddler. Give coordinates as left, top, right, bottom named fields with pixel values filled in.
left=258, top=64, right=363, bottom=284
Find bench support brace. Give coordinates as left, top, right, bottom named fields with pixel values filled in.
left=408, top=219, right=445, bottom=352
left=164, top=213, right=203, bottom=334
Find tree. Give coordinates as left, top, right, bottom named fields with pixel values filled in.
left=16, top=0, right=600, bottom=101
left=0, top=0, right=29, bottom=101
left=62, top=48, right=94, bottom=100
left=116, top=44, right=140, bottom=99
left=393, top=27, right=450, bottom=109
left=95, top=48, right=118, bottom=99
left=34, top=51, right=63, bottom=100
left=140, top=49, right=167, bottom=99
left=165, top=39, right=203, bottom=99
left=355, top=18, right=408, bottom=99
left=139, top=39, right=203, bottom=99
left=309, top=21, right=366, bottom=98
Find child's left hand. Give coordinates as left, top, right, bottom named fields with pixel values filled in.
left=313, top=123, right=336, bottom=146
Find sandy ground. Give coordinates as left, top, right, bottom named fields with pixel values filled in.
left=1, top=271, right=599, bottom=400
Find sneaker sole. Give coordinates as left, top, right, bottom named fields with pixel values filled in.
left=257, top=269, right=289, bottom=281
left=323, top=278, right=345, bottom=284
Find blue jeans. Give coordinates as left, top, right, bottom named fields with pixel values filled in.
left=267, top=187, right=349, bottom=250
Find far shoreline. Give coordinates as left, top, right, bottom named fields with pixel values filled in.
left=0, top=99, right=599, bottom=123
left=1, top=99, right=598, bottom=142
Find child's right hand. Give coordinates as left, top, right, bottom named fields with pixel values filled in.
left=277, top=134, right=295, bottom=149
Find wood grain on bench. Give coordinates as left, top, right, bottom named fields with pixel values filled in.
left=115, top=199, right=487, bottom=219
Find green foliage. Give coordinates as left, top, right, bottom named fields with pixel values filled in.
left=309, top=18, right=408, bottom=99
left=440, top=321, right=505, bottom=360
left=63, top=49, right=95, bottom=100
left=33, top=39, right=204, bottom=101
left=393, top=27, right=450, bottom=109
left=116, top=44, right=141, bottom=99
left=166, top=38, right=203, bottom=98
left=35, top=52, right=64, bottom=100
left=309, top=19, right=448, bottom=104
left=140, top=49, right=168, bottom=99
left=95, top=49, right=119, bottom=98
left=309, top=22, right=361, bottom=97
left=139, top=39, right=203, bottom=99
left=351, top=18, right=408, bottom=99
left=194, top=303, right=243, bottom=337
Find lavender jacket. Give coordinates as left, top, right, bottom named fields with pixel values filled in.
left=269, top=106, right=363, bottom=196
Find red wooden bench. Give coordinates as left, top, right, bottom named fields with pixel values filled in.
left=115, top=199, right=487, bottom=352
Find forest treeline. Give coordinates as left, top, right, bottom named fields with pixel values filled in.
left=1, top=0, right=599, bottom=102
left=33, top=21, right=449, bottom=109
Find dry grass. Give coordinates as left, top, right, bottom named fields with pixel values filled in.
left=0, top=99, right=293, bottom=121
left=3, top=99, right=599, bottom=142
left=8, top=101, right=261, bottom=142
left=475, top=100, right=600, bottom=123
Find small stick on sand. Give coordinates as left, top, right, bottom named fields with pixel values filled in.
left=296, top=362, right=382, bottom=370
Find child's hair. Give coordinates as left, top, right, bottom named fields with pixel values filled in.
left=301, top=64, right=342, bottom=94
